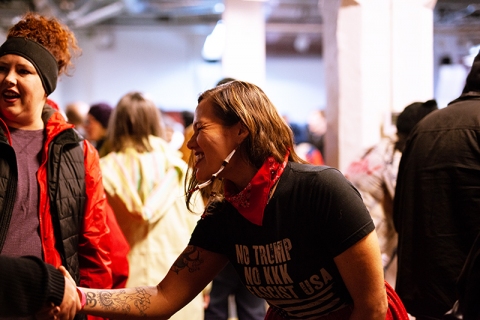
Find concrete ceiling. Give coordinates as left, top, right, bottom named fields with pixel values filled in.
left=0, top=0, right=479, bottom=55
left=0, top=0, right=321, bottom=29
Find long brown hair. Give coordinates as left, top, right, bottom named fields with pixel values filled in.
left=107, top=92, right=166, bottom=153
left=186, top=80, right=305, bottom=209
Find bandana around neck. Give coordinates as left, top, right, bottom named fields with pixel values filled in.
left=224, top=151, right=289, bottom=226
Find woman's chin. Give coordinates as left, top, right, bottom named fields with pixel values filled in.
left=195, top=172, right=210, bottom=184
left=196, top=175, right=212, bottom=183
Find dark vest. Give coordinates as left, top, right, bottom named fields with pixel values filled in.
left=0, top=126, right=86, bottom=283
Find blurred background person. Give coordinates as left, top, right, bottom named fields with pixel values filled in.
left=65, top=101, right=89, bottom=136
left=179, top=110, right=194, bottom=163
left=306, top=109, right=327, bottom=157
left=162, top=112, right=186, bottom=152
left=345, top=100, right=438, bottom=286
left=99, top=91, right=205, bottom=320
left=0, top=12, right=112, bottom=320
left=85, top=103, right=130, bottom=289
left=84, top=102, right=113, bottom=157
left=285, top=112, right=325, bottom=166
left=294, top=142, right=324, bottom=165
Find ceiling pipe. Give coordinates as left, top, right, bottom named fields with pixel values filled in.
left=71, top=1, right=125, bottom=28
left=65, top=0, right=97, bottom=21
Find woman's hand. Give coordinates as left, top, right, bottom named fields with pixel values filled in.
left=35, top=266, right=81, bottom=320
left=58, top=266, right=82, bottom=320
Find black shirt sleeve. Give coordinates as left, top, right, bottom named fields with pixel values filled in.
left=0, top=255, right=65, bottom=317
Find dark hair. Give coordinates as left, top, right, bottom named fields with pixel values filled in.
left=88, top=103, right=113, bottom=129
left=216, top=77, right=236, bottom=86
left=181, top=110, right=194, bottom=127
left=396, top=99, right=438, bottom=135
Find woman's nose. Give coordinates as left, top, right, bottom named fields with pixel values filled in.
left=3, top=70, right=17, bottom=86
left=186, top=132, right=197, bottom=150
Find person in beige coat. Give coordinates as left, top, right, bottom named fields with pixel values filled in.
left=100, top=91, right=205, bottom=320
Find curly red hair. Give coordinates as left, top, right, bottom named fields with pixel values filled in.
left=7, top=12, right=81, bottom=76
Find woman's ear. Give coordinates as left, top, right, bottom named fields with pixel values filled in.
left=235, top=122, right=249, bottom=144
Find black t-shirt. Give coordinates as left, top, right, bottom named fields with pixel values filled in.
left=190, top=163, right=374, bottom=319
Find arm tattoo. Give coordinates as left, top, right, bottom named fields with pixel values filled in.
left=86, top=288, right=151, bottom=316
left=171, top=246, right=204, bottom=274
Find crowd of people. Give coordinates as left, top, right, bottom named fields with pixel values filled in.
left=0, top=10, right=479, bottom=320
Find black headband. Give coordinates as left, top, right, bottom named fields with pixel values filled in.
left=0, top=37, right=58, bottom=95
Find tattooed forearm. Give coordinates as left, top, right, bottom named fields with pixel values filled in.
left=171, top=246, right=204, bottom=274
left=86, top=288, right=152, bottom=316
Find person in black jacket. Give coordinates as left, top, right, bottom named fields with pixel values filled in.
left=443, top=231, right=480, bottom=320
left=0, top=255, right=80, bottom=319
left=393, top=49, right=480, bottom=319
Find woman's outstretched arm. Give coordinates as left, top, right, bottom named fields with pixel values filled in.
left=80, top=245, right=228, bottom=319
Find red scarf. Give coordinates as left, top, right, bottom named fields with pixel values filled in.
left=224, top=152, right=289, bottom=226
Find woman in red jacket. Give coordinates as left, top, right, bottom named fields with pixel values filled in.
left=0, top=12, right=113, bottom=319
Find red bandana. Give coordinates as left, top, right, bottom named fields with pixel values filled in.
left=224, top=152, right=289, bottom=226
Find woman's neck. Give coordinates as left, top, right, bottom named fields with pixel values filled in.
left=223, top=159, right=258, bottom=192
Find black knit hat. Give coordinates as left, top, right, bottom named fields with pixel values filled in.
left=396, top=99, right=438, bottom=135
left=0, top=37, right=58, bottom=95
left=88, top=103, right=113, bottom=129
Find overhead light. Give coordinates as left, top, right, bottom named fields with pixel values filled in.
left=293, top=34, right=311, bottom=53
left=124, top=0, right=146, bottom=14
left=213, top=3, right=225, bottom=13
left=202, top=20, right=226, bottom=62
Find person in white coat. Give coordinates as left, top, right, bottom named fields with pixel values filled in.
left=100, top=91, right=205, bottom=320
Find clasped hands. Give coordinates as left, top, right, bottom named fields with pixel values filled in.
left=36, top=266, right=82, bottom=320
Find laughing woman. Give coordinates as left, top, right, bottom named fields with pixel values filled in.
left=74, top=80, right=408, bottom=320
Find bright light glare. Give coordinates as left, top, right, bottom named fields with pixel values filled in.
left=202, top=20, right=226, bottom=62
left=213, top=3, right=225, bottom=13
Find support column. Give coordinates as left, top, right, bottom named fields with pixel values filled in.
left=222, top=0, right=266, bottom=86
left=323, top=0, right=436, bottom=171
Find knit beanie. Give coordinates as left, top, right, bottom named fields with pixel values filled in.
left=88, top=103, right=113, bottom=129
left=396, top=99, right=438, bottom=135
left=0, top=37, right=58, bottom=95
